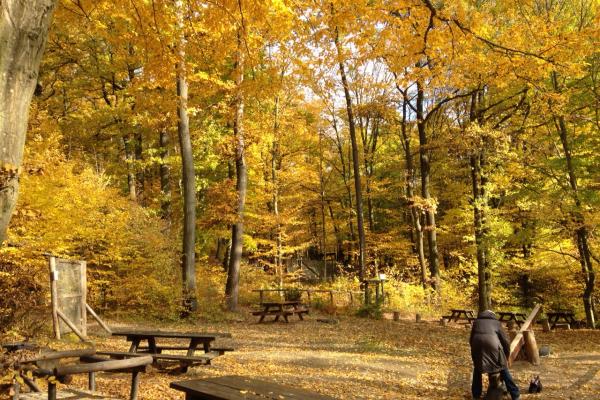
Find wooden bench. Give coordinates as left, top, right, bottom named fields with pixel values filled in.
left=97, top=351, right=218, bottom=371
left=136, top=345, right=234, bottom=356
left=16, top=350, right=152, bottom=400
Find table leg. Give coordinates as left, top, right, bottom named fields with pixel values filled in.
left=148, top=337, right=158, bottom=353
left=187, top=338, right=200, bottom=356
left=258, top=305, right=269, bottom=323
left=129, top=338, right=141, bottom=353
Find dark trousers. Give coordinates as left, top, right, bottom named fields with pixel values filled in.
left=472, top=368, right=520, bottom=399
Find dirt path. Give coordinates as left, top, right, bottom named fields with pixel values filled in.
left=59, top=313, right=600, bottom=399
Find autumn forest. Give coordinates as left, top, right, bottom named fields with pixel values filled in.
left=1, top=0, right=599, bottom=398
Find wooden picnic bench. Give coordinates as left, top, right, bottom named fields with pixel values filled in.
left=170, top=375, right=336, bottom=399
left=546, top=311, right=579, bottom=329
left=106, top=330, right=233, bottom=372
left=251, top=301, right=309, bottom=323
left=497, top=311, right=527, bottom=328
left=12, top=348, right=152, bottom=400
left=442, top=309, right=476, bottom=324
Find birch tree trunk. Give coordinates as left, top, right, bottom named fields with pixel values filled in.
left=0, top=0, right=57, bottom=244
left=175, top=0, right=197, bottom=313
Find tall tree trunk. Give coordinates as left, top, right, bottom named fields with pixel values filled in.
left=333, top=21, right=366, bottom=280
left=225, top=28, right=247, bottom=312
left=175, top=0, right=197, bottom=314
left=159, top=129, right=171, bottom=219
left=416, top=82, right=440, bottom=292
left=123, top=135, right=137, bottom=201
left=272, top=95, right=283, bottom=288
left=135, top=132, right=145, bottom=204
left=318, top=130, right=328, bottom=279
left=552, top=72, right=596, bottom=328
left=0, top=0, right=57, bottom=244
left=399, top=93, right=427, bottom=287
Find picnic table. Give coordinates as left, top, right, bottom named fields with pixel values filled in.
left=170, top=375, right=336, bottom=399
left=252, top=301, right=309, bottom=323
left=101, top=330, right=234, bottom=371
left=442, top=309, right=476, bottom=324
left=546, top=311, right=578, bottom=329
left=497, top=311, right=527, bottom=328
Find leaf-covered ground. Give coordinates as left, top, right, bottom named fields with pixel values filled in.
left=46, top=313, right=600, bottom=399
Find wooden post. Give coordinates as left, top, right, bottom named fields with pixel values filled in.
left=416, top=313, right=421, bottom=323
left=393, top=311, right=400, bottom=322
left=349, top=291, right=353, bottom=306
left=57, top=309, right=86, bottom=341
left=130, top=371, right=141, bottom=400
left=86, top=303, right=112, bottom=334
left=88, top=372, right=96, bottom=391
left=259, top=290, right=264, bottom=304
left=541, top=319, right=551, bottom=333
left=509, top=304, right=542, bottom=365
left=48, top=382, right=57, bottom=400
left=49, top=256, right=61, bottom=340
left=80, top=260, right=87, bottom=337
left=523, top=330, right=540, bottom=366
left=329, top=291, right=334, bottom=306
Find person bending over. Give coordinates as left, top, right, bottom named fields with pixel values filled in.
left=469, top=310, right=520, bottom=400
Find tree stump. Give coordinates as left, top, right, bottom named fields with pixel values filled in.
left=393, top=311, right=400, bottom=322
left=415, top=313, right=421, bottom=323
left=440, top=318, right=448, bottom=326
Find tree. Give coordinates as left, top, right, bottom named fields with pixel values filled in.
left=175, top=0, right=198, bottom=313
left=0, top=0, right=57, bottom=244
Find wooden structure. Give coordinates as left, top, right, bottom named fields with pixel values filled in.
left=170, top=375, right=336, bottom=400
left=497, top=311, right=526, bottom=328
left=251, top=301, right=309, bottom=323
left=546, top=311, right=579, bottom=329
left=102, top=330, right=233, bottom=372
left=362, top=278, right=385, bottom=305
left=508, top=304, right=542, bottom=366
left=441, top=309, right=476, bottom=324
left=14, top=348, right=152, bottom=400
left=252, top=288, right=362, bottom=306
left=48, top=255, right=111, bottom=340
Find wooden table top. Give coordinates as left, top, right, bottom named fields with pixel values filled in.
left=170, top=375, right=336, bottom=400
left=260, top=301, right=302, bottom=306
left=112, top=329, right=232, bottom=339
left=451, top=309, right=474, bottom=314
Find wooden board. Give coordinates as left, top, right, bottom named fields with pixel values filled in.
left=508, top=303, right=542, bottom=365
left=49, top=256, right=87, bottom=339
left=111, top=330, right=231, bottom=339
left=171, top=376, right=336, bottom=400
left=18, top=388, right=119, bottom=399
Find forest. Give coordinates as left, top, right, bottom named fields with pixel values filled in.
left=0, top=1, right=599, bottom=399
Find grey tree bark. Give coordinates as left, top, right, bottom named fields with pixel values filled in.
left=0, top=0, right=57, bottom=244
left=225, top=28, right=247, bottom=312
left=416, top=82, right=440, bottom=292
left=333, top=23, right=366, bottom=280
left=175, top=0, right=197, bottom=313
left=552, top=72, right=596, bottom=328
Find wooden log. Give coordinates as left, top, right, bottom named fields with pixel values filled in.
left=55, top=355, right=153, bottom=376
left=130, top=371, right=141, bottom=400
left=86, top=303, right=112, bottom=334
left=48, top=256, right=61, bottom=340
left=24, top=348, right=96, bottom=363
left=56, top=309, right=86, bottom=341
left=523, top=330, right=540, bottom=366
left=509, top=303, right=541, bottom=365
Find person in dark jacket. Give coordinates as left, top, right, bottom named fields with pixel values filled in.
left=470, top=310, right=520, bottom=400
